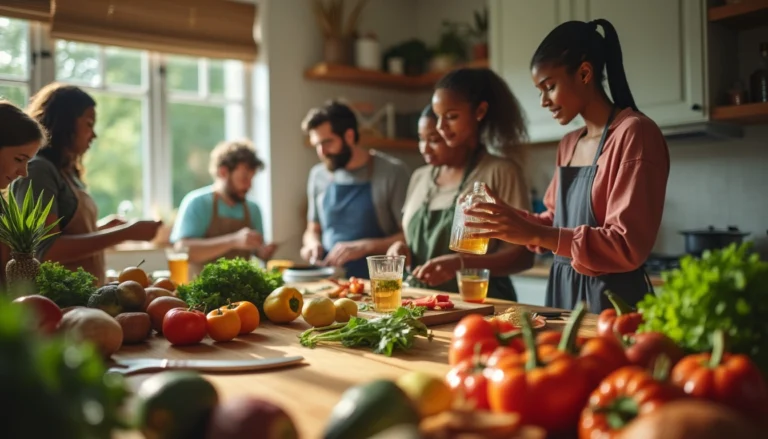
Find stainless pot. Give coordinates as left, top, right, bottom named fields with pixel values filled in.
left=679, top=226, right=750, bottom=255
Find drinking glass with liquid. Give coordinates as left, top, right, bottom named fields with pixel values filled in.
left=449, top=182, right=494, bottom=254
left=457, top=268, right=490, bottom=303
left=165, top=245, right=189, bottom=286
left=366, top=255, right=405, bottom=313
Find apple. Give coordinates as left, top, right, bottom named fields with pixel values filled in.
left=12, top=295, right=63, bottom=334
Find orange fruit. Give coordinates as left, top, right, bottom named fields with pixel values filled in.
left=119, top=260, right=150, bottom=287
left=153, top=278, right=177, bottom=292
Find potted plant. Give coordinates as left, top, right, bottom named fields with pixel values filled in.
left=311, top=0, right=369, bottom=65
left=430, top=21, right=470, bottom=72
left=471, top=7, right=489, bottom=61
left=0, top=186, right=61, bottom=289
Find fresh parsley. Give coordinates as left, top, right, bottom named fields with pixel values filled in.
left=298, top=306, right=432, bottom=356
left=177, top=257, right=284, bottom=313
left=638, top=243, right=768, bottom=374
left=35, top=261, right=97, bottom=308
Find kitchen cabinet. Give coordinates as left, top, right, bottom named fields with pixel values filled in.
left=490, top=0, right=581, bottom=143
left=490, top=0, right=707, bottom=143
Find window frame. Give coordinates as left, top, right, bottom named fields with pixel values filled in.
left=7, top=18, right=257, bottom=222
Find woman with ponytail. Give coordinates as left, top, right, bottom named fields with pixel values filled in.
left=464, top=20, right=670, bottom=312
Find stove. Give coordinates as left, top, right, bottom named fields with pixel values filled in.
left=643, top=253, right=683, bottom=276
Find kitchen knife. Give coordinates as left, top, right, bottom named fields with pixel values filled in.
left=108, top=355, right=305, bottom=376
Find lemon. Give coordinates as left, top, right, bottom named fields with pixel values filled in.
left=302, top=297, right=336, bottom=327
left=334, top=298, right=359, bottom=323
left=396, top=371, right=454, bottom=418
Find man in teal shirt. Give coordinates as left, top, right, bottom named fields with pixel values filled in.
left=170, top=139, right=276, bottom=275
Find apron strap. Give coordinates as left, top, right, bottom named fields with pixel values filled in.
left=212, top=191, right=221, bottom=219
left=423, top=146, right=485, bottom=209
left=591, top=107, right=617, bottom=167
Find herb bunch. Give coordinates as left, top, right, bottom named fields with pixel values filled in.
left=638, top=243, right=768, bottom=374
left=35, top=261, right=97, bottom=308
left=299, top=306, right=432, bottom=356
left=178, top=257, right=284, bottom=313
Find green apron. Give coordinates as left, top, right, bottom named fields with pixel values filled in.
left=405, top=149, right=517, bottom=301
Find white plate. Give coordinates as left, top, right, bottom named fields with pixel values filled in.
left=282, top=266, right=337, bottom=283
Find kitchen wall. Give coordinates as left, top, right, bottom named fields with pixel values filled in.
left=255, top=0, right=429, bottom=261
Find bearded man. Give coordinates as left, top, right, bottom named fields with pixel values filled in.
left=301, top=100, right=410, bottom=278
left=170, top=139, right=275, bottom=276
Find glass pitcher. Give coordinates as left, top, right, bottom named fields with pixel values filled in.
left=449, top=182, right=493, bottom=255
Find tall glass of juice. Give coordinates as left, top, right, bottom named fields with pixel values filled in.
left=366, top=255, right=405, bottom=313
left=165, top=245, right=189, bottom=286
left=457, top=268, right=490, bottom=303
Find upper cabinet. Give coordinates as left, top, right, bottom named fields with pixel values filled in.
left=491, top=0, right=707, bottom=143
left=572, top=0, right=707, bottom=128
left=490, top=0, right=580, bottom=143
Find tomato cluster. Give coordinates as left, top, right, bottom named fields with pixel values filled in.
left=445, top=301, right=768, bottom=437
left=163, top=301, right=260, bottom=346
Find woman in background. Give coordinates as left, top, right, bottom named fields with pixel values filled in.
left=0, top=100, right=47, bottom=286
left=465, top=20, right=669, bottom=312
left=387, top=68, right=533, bottom=301
left=12, top=83, right=162, bottom=285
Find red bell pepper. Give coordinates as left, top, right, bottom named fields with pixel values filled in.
left=671, top=329, right=768, bottom=421
left=445, top=345, right=493, bottom=410
left=487, top=311, right=591, bottom=434
left=623, top=331, right=684, bottom=369
left=579, top=360, right=685, bottom=438
left=596, top=291, right=644, bottom=338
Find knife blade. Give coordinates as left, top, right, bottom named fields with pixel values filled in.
left=108, top=355, right=305, bottom=376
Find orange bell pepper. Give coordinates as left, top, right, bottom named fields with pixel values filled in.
left=671, top=329, right=768, bottom=421
left=487, top=309, right=591, bottom=434
left=596, top=290, right=643, bottom=338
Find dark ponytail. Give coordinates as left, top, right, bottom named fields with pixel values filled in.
left=434, top=68, right=528, bottom=157
left=530, top=19, right=638, bottom=112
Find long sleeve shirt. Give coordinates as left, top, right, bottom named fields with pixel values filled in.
left=521, top=107, right=670, bottom=276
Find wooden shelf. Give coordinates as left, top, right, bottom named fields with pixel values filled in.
left=305, top=135, right=418, bottom=152
left=708, top=0, right=768, bottom=29
left=711, top=102, right=768, bottom=124
left=304, top=59, right=490, bottom=91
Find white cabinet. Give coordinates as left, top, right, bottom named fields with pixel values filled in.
left=490, top=0, right=707, bottom=143
left=572, top=0, right=707, bottom=128
left=490, top=0, right=583, bottom=143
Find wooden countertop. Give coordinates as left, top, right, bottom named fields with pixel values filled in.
left=113, top=282, right=596, bottom=439
left=514, top=259, right=665, bottom=287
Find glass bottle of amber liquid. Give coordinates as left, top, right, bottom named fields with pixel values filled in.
left=750, top=42, right=768, bottom=103
left=449, top=182, right=493, bottom=255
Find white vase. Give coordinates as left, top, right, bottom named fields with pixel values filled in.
left=355, top=37, right=381, bottom=70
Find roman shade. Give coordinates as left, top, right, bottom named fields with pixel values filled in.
left=50, top=0, right=259, bottom=61
left=0, top=0, right=50, bottom=22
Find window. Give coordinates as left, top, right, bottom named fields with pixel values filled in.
left=0, top=17, right=30, bottom=106
left=0, top=14, right=255, bottom=222
left=55, top=41, right=149, bottom=219
left=166, top=56, right=247, bottom=207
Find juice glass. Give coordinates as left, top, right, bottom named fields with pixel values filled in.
left=165, top=245, right=189, bottom=286
left=366, top=255, right=405, bottom=313
left=457, top=268, right=490, bottom=303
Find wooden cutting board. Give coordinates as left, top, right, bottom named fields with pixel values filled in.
left=357, top=290, right=495, bottom=327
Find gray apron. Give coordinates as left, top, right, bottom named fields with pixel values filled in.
left=545, top=109, right=653, bottom=313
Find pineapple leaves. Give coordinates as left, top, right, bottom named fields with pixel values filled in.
left=0, top=184, right=63, bottom=254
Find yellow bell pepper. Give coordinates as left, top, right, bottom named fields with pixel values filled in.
left=263, top=286, right=303, bottom=323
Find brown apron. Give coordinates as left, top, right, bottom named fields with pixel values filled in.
left=188, top=192, right=253, bottom=278
left=62, top=174, right=105, bottom=286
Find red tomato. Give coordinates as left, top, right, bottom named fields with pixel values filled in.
left=163, top=308, right=206, bottom=346
left=446, top=356, right=492, bottom=409
left=12, top=295, right=62, bottom=334
left=449, top=314, right=522, bottom=366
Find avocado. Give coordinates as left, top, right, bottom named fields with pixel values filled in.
left=323, top=380, right=420, bottom=439
left=135, top=371, right=219, bottom=439
left=87, top=285, right=123, bottom=316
